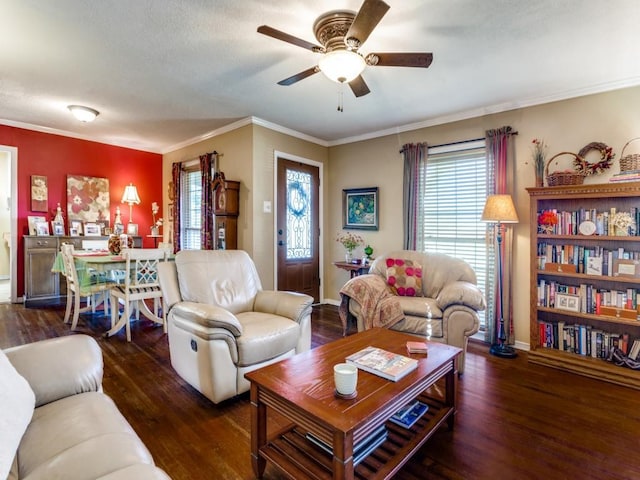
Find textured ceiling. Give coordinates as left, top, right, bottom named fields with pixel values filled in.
left=1, top=0, right=640, bottom=153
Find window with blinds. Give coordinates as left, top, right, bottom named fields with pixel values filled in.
left=418, top=140, right=489, bottom=329
left=180, top=167, right=202, bottom=250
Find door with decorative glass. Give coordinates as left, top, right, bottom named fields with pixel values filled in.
left=276, top=158, right=320, bottom=302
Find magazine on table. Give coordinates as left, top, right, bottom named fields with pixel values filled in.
left=345, top=346, right=418, bottom=381
left=306, top=425, right=387, bottom=466
left=389, top=400, right=429, bottom=429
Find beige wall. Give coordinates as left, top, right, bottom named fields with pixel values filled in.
left=326, top=86, right=640, bottom=349
left=162, top=123, right=328, bottom=290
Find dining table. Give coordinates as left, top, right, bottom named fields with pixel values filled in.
left=51, top=249, right=168, bottom=338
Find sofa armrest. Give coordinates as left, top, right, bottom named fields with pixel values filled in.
left=5, top=335, right=103, bottom=408
left=170, top=302, right=243, bottom=336
left=436, top=281, right=486, bottom=311
left=254, top=291, right=313, bottom=324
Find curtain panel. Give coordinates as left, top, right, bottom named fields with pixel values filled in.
left=485, top=126, right=516, bottom=345
left=401, top=142, right=427, bottom=250
left=200, top=153, right=215, bottom=250
left=171, top=162, right=182, bottom=252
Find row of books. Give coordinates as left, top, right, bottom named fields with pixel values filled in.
left=537, top=320, right=635, bottom=359
left=609, top=170, right=640, bottom=183
left=537, top=243, right=639, bottom=276
left=537, top=207, right=639, bottom=236
left=537, top=279, right=640, bottom=315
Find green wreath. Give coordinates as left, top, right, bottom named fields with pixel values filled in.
left=574, top=142, right=614, bottom=176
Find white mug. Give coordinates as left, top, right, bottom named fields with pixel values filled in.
left=334, top=363, right=358, bottom=395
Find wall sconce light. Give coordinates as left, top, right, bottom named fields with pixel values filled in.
left=121, top=183, right=141, bottom=224
left=67, top=105, right=100, bottom=122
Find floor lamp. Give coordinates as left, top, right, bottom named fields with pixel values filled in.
left=481, top=194, right=519, bottom=358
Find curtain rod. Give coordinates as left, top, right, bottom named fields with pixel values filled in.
left=399, top=131, right=519, bottom=154
left=173, top=151, right=223, bottom=166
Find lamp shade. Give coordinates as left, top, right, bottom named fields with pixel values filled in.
left=121, top=183, right=141, bottom=205
left=318, top=49, right=366, bottom=83
left=481, top=194, right=519, bottom=223
left=67, top=105, right=99, bottom=122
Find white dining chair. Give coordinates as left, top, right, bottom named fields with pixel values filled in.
left=108, top=248, right=169, bottom=342
left=60, top=244, right=116, bottom=330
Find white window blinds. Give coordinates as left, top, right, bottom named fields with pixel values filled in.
left=180, top=167, right=202, bottom=250
left=418, top=141, right=488, bottom=328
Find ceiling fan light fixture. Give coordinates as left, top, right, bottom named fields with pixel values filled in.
left=318, top=49, right=365, bottom=84
left=67, top=105, right=99, bottom=122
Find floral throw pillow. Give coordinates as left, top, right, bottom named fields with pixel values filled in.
left=385, top=258, right=423, bottom=297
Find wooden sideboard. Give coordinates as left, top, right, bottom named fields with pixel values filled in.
left=23, top=235, right=142, bottom=307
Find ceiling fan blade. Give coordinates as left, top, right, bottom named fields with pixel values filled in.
left=345, top=0, right=390, bottom=47
left=277, top=66, right=320, bottom=86
left=349, top=75, right=371, bottom=97
left=367, top=52, right=433, bottom=68
left=257, top=25, right=324, bottom=52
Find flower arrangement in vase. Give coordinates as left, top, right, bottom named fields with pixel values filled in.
left=538, top=210, right=557, bottom=234
left=336, top=231, right=364, bottom=262
left=151, top=202, right=163, bottom=235
left=611, top=211, right=635, bottom=236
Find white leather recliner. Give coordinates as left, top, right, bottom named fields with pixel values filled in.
left=158, top=250, right=314, bottom=404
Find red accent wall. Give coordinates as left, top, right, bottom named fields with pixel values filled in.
left=0, top=124, right=163, bottom=298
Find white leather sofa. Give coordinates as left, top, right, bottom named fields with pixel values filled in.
left=1, top=334, right=170, bottom=480
left=341, top=250, right=486, bottom=373
left=158, top=250, right=314, bottom=404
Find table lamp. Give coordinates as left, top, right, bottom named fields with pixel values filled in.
left=121, top=183, right=141, bottom=225
left=481, top=194, right=519, bottom=358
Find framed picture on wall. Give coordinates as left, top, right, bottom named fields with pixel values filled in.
left=30, top=175, right=48, bottom=212
left=342, top=187, right=379, bottom=231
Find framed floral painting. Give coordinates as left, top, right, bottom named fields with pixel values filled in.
left=30, top=175, right=48, bottom=212
left=66, top=175, right=110, bottom=223
left=342, top=187, right=379, bottom=230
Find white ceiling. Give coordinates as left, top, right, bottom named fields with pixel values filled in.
left=1, top=0, right=640, bottom=154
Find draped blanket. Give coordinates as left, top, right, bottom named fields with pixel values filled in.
left=339, top=274, right=404, bottom=334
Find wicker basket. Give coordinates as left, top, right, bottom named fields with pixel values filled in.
left=619, top=137, right=640, bottom=172
left=545, top=152, right=586, bottom=186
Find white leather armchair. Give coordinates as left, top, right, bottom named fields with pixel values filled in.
left=158, top=250, right=313, bottom=404
left=341, top=250, right=486, bottom=374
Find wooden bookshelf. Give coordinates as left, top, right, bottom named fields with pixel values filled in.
left=527, top=182, right=640, bottom=390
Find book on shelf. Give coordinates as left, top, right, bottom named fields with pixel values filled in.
left=406, top=341, right=428, bottom=354
left=346, top=346, right=418, bottom=382
left=306, top=424, right=387, bottom=466
left=389, top=400, right=429, bottom=429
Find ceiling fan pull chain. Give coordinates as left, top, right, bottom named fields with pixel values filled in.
left=337, top=89, right=344, bottom=113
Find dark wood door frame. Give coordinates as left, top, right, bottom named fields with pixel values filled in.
left=274, top=152, right=323, bottom=303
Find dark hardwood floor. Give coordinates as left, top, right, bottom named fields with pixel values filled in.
left=1, top=302, right=639, bottom=480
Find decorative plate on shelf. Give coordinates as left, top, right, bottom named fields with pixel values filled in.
left=578, top=220, right=596, bottom=236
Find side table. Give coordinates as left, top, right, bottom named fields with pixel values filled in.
left=334, top=260, right=369, bottom=279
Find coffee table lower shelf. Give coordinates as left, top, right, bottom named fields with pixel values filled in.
left=259, top=395, right=452, bottom=480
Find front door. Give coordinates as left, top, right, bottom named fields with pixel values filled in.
left=276, top=158, right=320, bottom=302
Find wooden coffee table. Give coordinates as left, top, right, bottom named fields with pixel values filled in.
left=245, top=327, right=461, bottom=480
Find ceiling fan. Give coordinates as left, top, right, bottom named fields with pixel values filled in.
left=257, top=0, right=433, bottom=98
